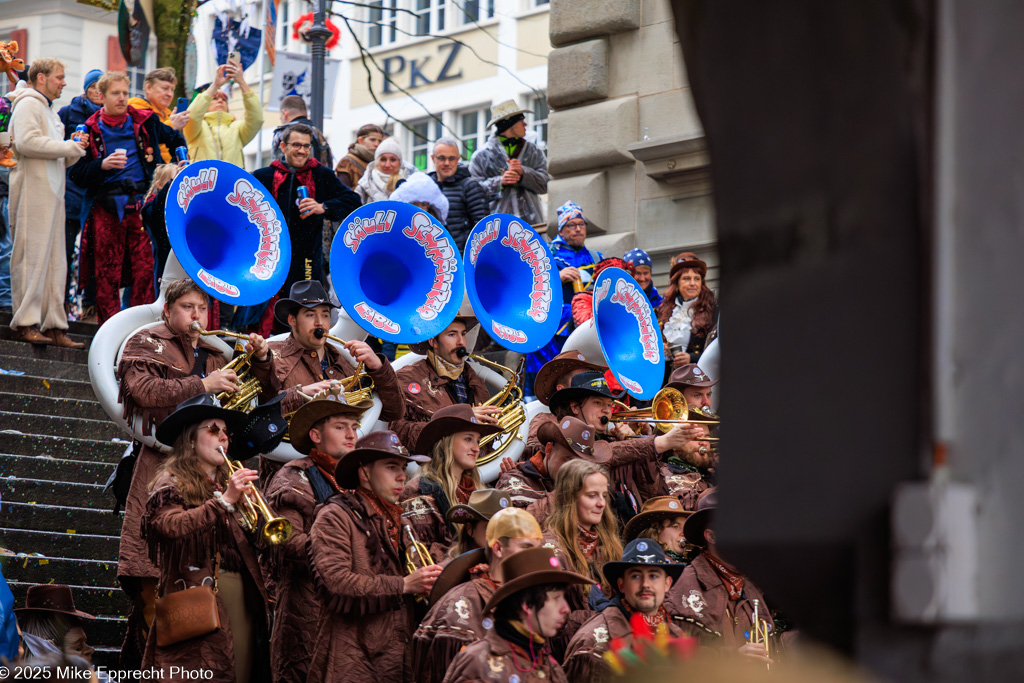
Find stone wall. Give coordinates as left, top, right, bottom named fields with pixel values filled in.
left=546, top=0, right=716, bottom=288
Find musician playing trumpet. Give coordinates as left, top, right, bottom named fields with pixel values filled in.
left=266, top=280, right=405, bottom=418
left=115, top=278, right=275, bottom=665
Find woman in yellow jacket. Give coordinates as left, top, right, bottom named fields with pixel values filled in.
left=184, top=62, right=263, bottom=167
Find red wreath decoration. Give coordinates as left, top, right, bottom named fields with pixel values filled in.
left=292, top=13, right=341, bottom=50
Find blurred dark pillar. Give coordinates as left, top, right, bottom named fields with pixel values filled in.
left=668, top=0, right=934, bottom=654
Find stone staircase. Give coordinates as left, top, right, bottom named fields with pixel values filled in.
left=0, top=313, right=127, bottom=668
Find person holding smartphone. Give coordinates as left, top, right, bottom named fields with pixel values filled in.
left=183, top=59, right=263, bottom=168
left=127, top=67, right=189, bottom=163
left=657, top=252, right=720, bottom=371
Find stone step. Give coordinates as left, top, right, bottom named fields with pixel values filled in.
left=0, top=311, right=99, bottom=338
left=1, top=554, right=119, bottom=589
left=3, top=501, right=123, bottom=536
left=8, top=580, right=128, bottom=619
left=0, top=337, right=90, bottom=363
left=5, top=392, right=109, bottom=422
left=0, top=353, right=90, bottom=381
left=0, top=432, right=129, bottom=463
left=0, top=326, right=94, bottom=347
left=1, top=528, right=118, bottom=561
left=1, top=477, right=111, bottom=509
left=0, top=412, right=123, bottom=441
left=0, top=453, right=116, bottom=484
left=0, top=372, right=98, bottom=400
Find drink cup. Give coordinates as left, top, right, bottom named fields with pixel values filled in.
left=0, top=132, right=9, bottom=147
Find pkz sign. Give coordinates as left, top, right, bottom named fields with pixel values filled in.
left=380, top=43, right=464, bottom=93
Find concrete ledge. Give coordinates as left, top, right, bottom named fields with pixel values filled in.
left=548, top=39, right=609, bottom=109
left=550, top=0, right=641, bottom=46
left=549, top=97, right=638, bottom=176
left=546, top=172, right=608, bottom=235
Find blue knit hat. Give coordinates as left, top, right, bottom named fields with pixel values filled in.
left=83, top=69, right=103, bottom=92
left=623, top=248, right=652, bottom=269
left=556, top=200, right=585, bottom=231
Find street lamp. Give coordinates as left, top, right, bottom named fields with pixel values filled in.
left=305, top=0, right=332, bottom=130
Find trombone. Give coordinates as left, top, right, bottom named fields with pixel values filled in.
left=609, top=386, right=720, bottom=438
left=218, top=447, right=293, bottom=545
left=190, top=322, right=262, bottom=411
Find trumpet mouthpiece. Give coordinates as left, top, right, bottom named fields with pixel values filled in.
left=599, top=416, right=609, bottom=425
left=313, top=328, right=326, bottom=339
left=456, top=347, right=469, bottom=359
left=189, top=321, right=203, bottom=332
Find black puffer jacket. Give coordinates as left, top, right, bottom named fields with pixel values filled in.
left=429, top=164, right=488, bottom=252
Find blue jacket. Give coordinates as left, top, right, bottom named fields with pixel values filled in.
left=57, top=94, right=101, bottom=221
left=645, top=284, right=663, bottom=308
left=550, top=234, right=601, bottom=329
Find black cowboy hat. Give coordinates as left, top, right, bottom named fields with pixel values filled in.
left=155, top=393, right=247, bottom=446
left=288, top=392, right=372, bottom=455
left=601, top=538, right=685, bottom=590
left=427, top=547, right=487, bottom=606
left=228, top=393, right=289, bottom=460
left=482, top=546, right=595, bottom=615
left=533, top=350, right=606, bottom=405
left=547, top=370, right=626, bottom=409
left=682, top=488, right=717, bottom=548
left=414, top=404, right=503, bottom=457
left=273, top=280, right=340, bottom=327
left=334, top=430, right=429, bottom=489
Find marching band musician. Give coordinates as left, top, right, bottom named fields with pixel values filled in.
left=656, top=364, right=719, bottom=508
left=400, top=405, right=503, bottom=559
left=141, top=394, right=270, bottom=682
left=266, top=280, right=405, bottom=418
left=412, top=506, right=543, bottom=683
left=263, top=390, right=371, bottom=683
left=391, top=307, right=500, bottom=449
left=305, top=431, right=436, bottom=683
left=446, top=488, right=514, bottom=558
left=115, top=278, right=274, bottom=665
left=622, top=496, right=693, bottom=565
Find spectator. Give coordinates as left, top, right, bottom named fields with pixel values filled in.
left=183, top=62, right=262, bottom=167
left=141, top=162, right=184, bottom=292
left=335, top=123, right=383, bottom=189
left=8, top=58, right=88, bottom=346
left=389, top=171, right=449, bottom=225
left=127, top=67, right=189, bottom=162
left=69, top=71, right=181, bottom=323
left=355, top=136, right=413, bottom=203
left=250, top=124, right=360, bottom=323
left=469, top=99, right=549, bottom=225
left=14, top=584, right=96, bottom=663
left=57, top=68, right=103, bottom=314
left=428, top=137, right=487, bottom=251
left=623, top=247, right=663, bottom=307
left=656, top=251, right=719, bottom=369
left=271, top=94, right=333, bottom=167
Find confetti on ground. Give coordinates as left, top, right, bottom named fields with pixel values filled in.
left=0, top=368, right=26, bottom=375
left=43, top=379, right=50, bottom=389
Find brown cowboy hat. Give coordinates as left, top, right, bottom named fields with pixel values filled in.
left=413, top=404, right=503, bottom=457
left=334, top=430, right=429, bottom=489
left=536, top=416, right=612, bottom=464
left=15, top=584, right=94, bottom=620
left=483, top=546, right=595, bottom=615
left=669, top=251, right=708, bottom=281
left=664, top=363, right=717, bottom=391
left=427, top=547, right=487, bottom=606
left=533, top=350, right=606, bottom=405
left=682, top=488, right=717, bottom=548
left=623, top=496, right=693, bottom=542
left=446, top=488, right=512, bottom=525
left=408, top=295, right=478, bottom=355
left=287, top=392, right=372, bottom=455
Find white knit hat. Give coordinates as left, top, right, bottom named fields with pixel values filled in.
left=390, top=172, right=450, bottom=224
left=374, top=136, right=402, bottom=161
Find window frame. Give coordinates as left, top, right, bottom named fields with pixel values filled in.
left=408, top=118, right=445, bottom=171
left=367, top=0, right=399, bottom=48
left=528, top=93, right=549, bottom=149
left=457, top=106, right=491, bottom=161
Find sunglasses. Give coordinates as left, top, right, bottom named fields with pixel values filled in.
left=199, top=423, right=231, bottom=437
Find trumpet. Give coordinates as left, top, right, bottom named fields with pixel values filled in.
left=218, top=447, right=293, bottom=545
left=190, top=322, right=262, bottom=411
left=609, top=386, right=720, bottom=437
left=312, top=328, right=374, bottom=404
left=456, top=347, right=527, bottom=462
left=404, top=524, right=434, bottom=603
left=747, top=598, right=772, bottom=669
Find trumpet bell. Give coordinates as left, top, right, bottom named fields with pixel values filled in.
left=464, top=214, right=559, bottom=352
left=262, top=517, right=294, bottom=545
left=593, top=267, right=665, bottom=400
left=165, top=161, right=291, bottom=305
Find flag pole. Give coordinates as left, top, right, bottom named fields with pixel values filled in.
left=255, top=0, right=271, bottom=167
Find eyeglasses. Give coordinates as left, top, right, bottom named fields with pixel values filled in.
left=433, top=155, right=460, bottom=163
left=199, top=423, right=231, bottom=437
left=287, top=142, right=312, bottom=150
left=562, top=220, right=586, bottom=230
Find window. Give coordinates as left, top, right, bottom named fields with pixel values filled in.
left=529, top=94, right=548, bottom=149
left=414, top=0, right=446, bottom=36
left=460, top=0, right=494, bottom=24
left=409, top=118, right=444, bottom=171
left=534, top=0, right=550, bottom=5
left=368, top=0, right=398, bottom=47
left=279, top=0, right=290, bottom=48
left=458, top=107, right=490, bottom=161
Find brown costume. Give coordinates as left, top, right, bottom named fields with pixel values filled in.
left=400, top=474, right=457, bottom=561
left=665, top=552, right=772, bottom=648
left=496, top=464, right=549, bottom=509
left=306, top=490, right=416, bottom=683
left=141, top=472, right=270, bottom=683
left=441, top=629, right=568, bottom=683
left=412, top=568, right=498, bottom=683
left=268, top=334, right=405, bottom=418
left=335, top=142, right=373, bottom=188
left=263, top=454, right=340, bottom=683
left=656, top=463, right=711, bottom=511
left=391, top=358, right=489, bottom=449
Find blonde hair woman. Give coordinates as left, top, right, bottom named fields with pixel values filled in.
left=399, top=404, right=501, bottom=560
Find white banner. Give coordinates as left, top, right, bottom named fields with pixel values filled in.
left=267, top=50, right=341, bottom=117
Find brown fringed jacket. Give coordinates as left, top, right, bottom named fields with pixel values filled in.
left=306, top=490, right=416, bottom=683
left=391, top=358, right=489, bottom=450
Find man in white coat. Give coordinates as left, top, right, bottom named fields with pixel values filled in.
left=9, top=58, right=88, bottom=346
